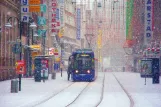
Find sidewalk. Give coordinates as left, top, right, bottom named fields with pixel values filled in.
left=0, top=71, right=70, bottom=107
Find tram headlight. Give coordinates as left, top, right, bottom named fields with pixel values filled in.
left=87, top=70, right=90, bottom=73
left=75, top=70, right=79, bottom=73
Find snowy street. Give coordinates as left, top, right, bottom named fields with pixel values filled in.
left=0, top=71, right=161, bottom=107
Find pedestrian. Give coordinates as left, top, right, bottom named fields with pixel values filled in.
left=67, top=55, right=74, bottom=81
left=60, top=62, right=63, bottom=77
left=43, top=69, right=45, bottom=83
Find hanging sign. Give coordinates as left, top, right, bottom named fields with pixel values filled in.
left=29, top=6, right=40, bottom=12
left=60, top=5, right=64, bottom=26
left=37, top=16, right=46, bottom=25
left=37, top=29, right=47, bottom=37
left=56, top=8, right=60, bottom=20
left=40, top=4, right=47, bottom=13
left=21, top=0, right=28, bottom=5
left=49, top=0, right=59, bottom=34
left=76, top=8, right=81, bottom=40
left=144, top=0, right=153, bottom=44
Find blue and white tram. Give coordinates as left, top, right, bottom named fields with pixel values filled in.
left=70, top=49, right=98, bottom=82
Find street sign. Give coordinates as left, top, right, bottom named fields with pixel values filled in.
left=38, top=16, right=46, bottom=25
left=29, top=6, right=40, bottom=12
left=56, top=8, right=60, bottom=20
left=29, top=0, right=40, bottom=5
left=37, top=29, right=47, bottom=37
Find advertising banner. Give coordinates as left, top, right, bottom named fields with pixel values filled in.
left=140, top=59, right=152, bottom=77
left=60, top=5, right=64, bottom=26
left=144, top=0, right=153, bottom=44
left=49, top=48, right=55, bottom=55
left=56, top=8, right=60, bottom=20
left=29, top=0, right=40, bottom=5
left=76, top=8, right=81, bottom=40
left=16, top=60, right=25, bottom=74
left=49, top=0, right=58, bottom=34
left=21, top=0, right=29, bottom=22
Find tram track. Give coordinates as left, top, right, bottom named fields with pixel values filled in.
left=31, top=72, right=133, bottom=107
left=95, top=72, right=106, bottom=107
left=31, top=82, right=76, bottom=107
left=32, top=81, right=91, bottom=107
left=112, top=73, right=134, bottom=107
left=66, top=72, right=106, bottom=107
left=65, top=82, right=91, bottom=107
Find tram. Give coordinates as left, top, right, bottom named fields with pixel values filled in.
left=69, top=49, right=97, bottom=82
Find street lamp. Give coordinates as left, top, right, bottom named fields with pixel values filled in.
left=5, top=22, right=12, bottom=28
left=29, top=22, right=37, bottom=28
left=27, top=19, right=37, bottom=76
left=5, top=16, right=37, bottom=90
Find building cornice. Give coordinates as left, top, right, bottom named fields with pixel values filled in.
left=0, top=0, right=20, bottom=13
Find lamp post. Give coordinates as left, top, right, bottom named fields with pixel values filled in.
left=27, top=19, right=37, bottom=77
left=60, top=38, right=65, bottom=77
left=5, top=17, right=37, bottom=90
left=5, top=16, right=22, bottom=91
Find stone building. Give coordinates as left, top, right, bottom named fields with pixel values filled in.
left=0, top=0, right=20, bottom=80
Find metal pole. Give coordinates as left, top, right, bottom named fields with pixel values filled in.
left=27, top=22, right=31, bottom=76
left=61, top=43, right=62, bottom=77
left=43, top=33, right=46, bottom=55
left=19, top=3, right=22, bottom=91
left=19, top=18, right=22, bottom=91
left=32, top=29, right=33, bottom=45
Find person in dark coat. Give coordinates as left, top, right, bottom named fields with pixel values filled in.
left=67, top=55, right=74, bottom=81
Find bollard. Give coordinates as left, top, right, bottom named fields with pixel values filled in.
left=52, top=72, right=56, bottom=79
left=11, top=79, right=18, bottom=93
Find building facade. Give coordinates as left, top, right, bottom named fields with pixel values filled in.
left=0, top=0, right=20, bottom=80
left=131, top=0, right=161, bottom=72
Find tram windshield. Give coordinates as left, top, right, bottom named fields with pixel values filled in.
left=75, top=54, right=92, bottom=69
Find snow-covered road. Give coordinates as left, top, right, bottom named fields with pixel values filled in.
left=0, top=72, right=161, bottom=107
